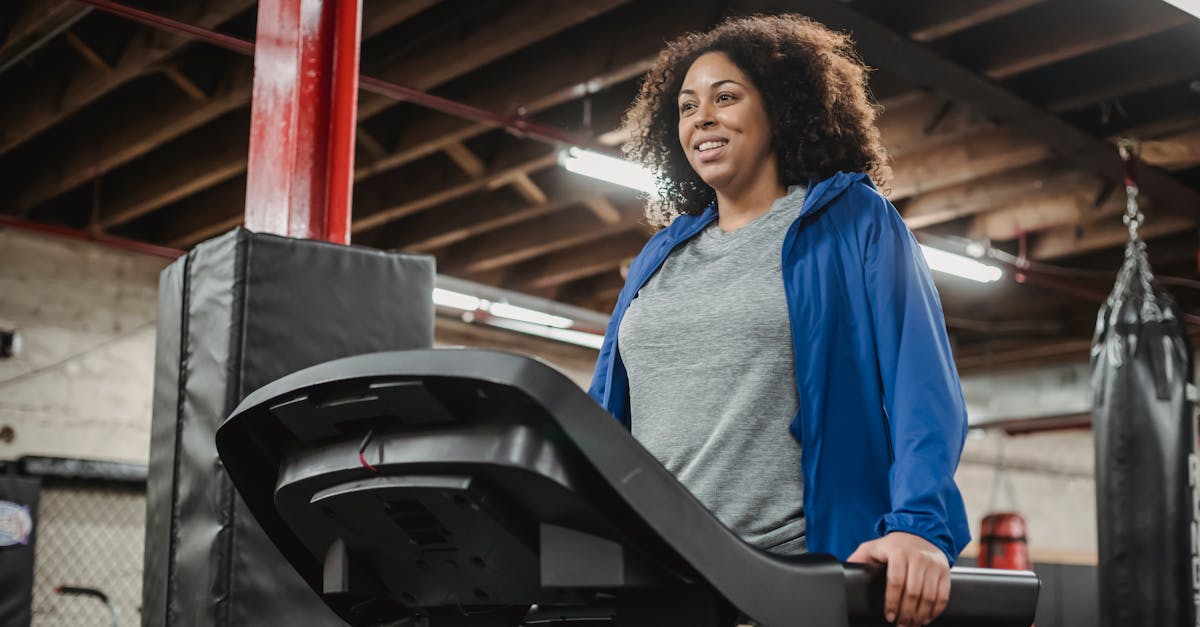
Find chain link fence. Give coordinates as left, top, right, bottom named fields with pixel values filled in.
left=31, top=483, right=145, bottom=627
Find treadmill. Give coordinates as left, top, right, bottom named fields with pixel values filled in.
left=215, top=349, right=1040, bottom=626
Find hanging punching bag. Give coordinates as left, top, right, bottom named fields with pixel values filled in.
left=1091, top=145, right=1199, bottom=627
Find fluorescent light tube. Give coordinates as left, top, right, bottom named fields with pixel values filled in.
left=486, top=317, right=605, bottom=349
left=920, top=245, right=1003, bottom=283
left=558, top=147, right=659, bottom=196
left=487, top=302, right=573, bottom=329
left=432, top=288, right=481, bottom=311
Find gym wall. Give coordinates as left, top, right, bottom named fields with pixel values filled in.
left=1, top=226, right=1101, bottom=596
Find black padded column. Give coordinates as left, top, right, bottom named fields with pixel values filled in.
left=142, top=229, right=434, bottom=626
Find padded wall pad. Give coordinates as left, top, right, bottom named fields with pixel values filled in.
left=0, top=474, right=39, bottom=627
left=1091, top=242, right=1198, bottom=627
left=141, top=228, right=434, bottom=626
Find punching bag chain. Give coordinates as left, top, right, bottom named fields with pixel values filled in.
left=1115, top=138, right=1159, bottom=321
left=1118, top=139, right=1144, bottom=245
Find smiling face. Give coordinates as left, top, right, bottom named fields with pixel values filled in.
left=677, top=51, right=779, bottom=199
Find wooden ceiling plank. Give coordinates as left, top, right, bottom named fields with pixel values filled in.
left=355, top=128, right=390, bottom=161
left=0, top=0, right=254, bottom=158
left=355, top=0, right=634, bottom=121
left=773, top=0, right=1200, bottom=219
left=157, top=177, right=246, bottom=248
left=556, top=271, right=625, bottom=312
left=384, top=172, right=629, bottom=252
left=877, top=94, right=991, bottom=158
left=1140, top=128, right=1200, bottom=172
left=351, top=141, right=560, bottom=233
left=441, top=204, right=640, bottom=275
left=160, top=65, right=209, bottom=101
left=509, top=173, right=548, bottom=205
left=9, top=57, right=254, bottom=216
left=64, top=30, right=112, bottom=73
left=91, top=0, right=632, bottom=230
left=98, top=110, right=251, bottom=229
left=443, top=141, right=487, bottom=178
left=889, top=127, right=1053, bottom=200
left=513, top=233, right=645, bottom=290
left=967, top=188, right=1103, bottom=241
left=361, top=0, right=443, bottom=38
left=353, top=0, right=716, bottom=182
left=902, top=165, right=1097, bottom=230
left=1030, top=213, right=1196, bottom=261
left=582, top=196, right=623, bottom=225
left=983, top=2, right=1191, bottom=79
left=0, top=0, right=88, bottom=72
left=908, top=0, right=1045, bottom=42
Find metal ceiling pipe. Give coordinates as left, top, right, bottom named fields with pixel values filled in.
left=0, top=7, right=94, bottom=76
left=0, top=214, right=184, bottom=259
left=74, top=0, right=609, bottom=153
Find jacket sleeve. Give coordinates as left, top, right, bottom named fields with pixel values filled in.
left=860, top=191, right=972, bottom=564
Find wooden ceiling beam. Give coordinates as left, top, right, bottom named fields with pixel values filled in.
left=582, top=196, right=624, bottom=225
left=160, top=65, right=209, bottom=101
left=0, top=0, right=254, bottom=158
left=97, top=110, right=250, bottom=229
left=376, top=170, right=632, bottom=252
left=352, top=0, right=718, bottom=181
left=156, top=177, right=246, bottom=248
left=352, top=140, right=559, bottom=233
left=908, top=0, right=1045, bottom=42
left=556, top=272, right=625, bottom=313
left=442, top=141, right=487, bottom=178
left=509, top=173, right=548, bottom=205
left=64, top=30, right=112, bottom=73
left=777, top=0, right=1200, bottom=219
left=967, top=185, right=1120, bottom=241
left=876, top=94, right=990, bottom=158
left=1031, top=212, right=1195, bottom=261
left=9, top=57, right=254, bottom=216
left=1044, top=26, right=1200, bottom=112
left=89, top=0, right=627, bottom=230
left=354, top=0, right=634, bottom=121
left=0, top=0, right=88, bottom=73
left=1141, top=128, right=1200, bottom=172
left=902, top=165, right=1097, bottom=230
left=510, top=232, right=646, bottom=290
left=440, top=203, right=641, bottom=275
left=362, top=0, right=442, bottom=38
left=889, top=127, right=1053, bottom=200
left=980, top=1, right=1191, bottom=79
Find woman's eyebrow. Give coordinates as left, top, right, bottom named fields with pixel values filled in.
left=678, top=79, right=744, bottom=97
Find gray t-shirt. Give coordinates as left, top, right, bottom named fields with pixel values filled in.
left=618, top=186, right=808, bottom=555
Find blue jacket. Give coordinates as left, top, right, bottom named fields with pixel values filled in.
left=588, top=171, right=971, bottom=564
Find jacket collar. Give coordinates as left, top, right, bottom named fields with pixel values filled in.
left=661, top=171, right=871, bottom=243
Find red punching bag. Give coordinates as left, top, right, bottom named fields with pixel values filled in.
left=977, top=512, right=1031, bottom=570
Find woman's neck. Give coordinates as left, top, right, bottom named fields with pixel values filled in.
left=714, top=179, right=788, bottom=232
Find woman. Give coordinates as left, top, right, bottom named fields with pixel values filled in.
left=587, top=14, right=971, bottom=627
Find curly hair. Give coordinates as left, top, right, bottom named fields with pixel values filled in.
left=623, top=14, right=891, bottom=228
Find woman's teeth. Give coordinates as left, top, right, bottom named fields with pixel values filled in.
left=698, top=140, right=727, bottom=152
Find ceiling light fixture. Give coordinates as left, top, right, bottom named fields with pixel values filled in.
left=920, top=245, right=1003, bottom=283
left=558, top=147, right=659, bottom=197
left=1162, top=0, right=1200, bottom=19
left=487, top=302, right=573, bottom=329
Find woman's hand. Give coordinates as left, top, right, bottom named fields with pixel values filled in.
left=846, top=532, right=950, bottom=626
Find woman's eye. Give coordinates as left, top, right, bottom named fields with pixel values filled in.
left=717, top=93, right=734, bottom=103
left=680, top=102, right=696, bottom=112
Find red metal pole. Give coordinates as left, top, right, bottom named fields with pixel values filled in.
left=244, top=0, right=361, bottom=244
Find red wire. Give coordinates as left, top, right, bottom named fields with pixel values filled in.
left=359, top=451, right=378, bottom=473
